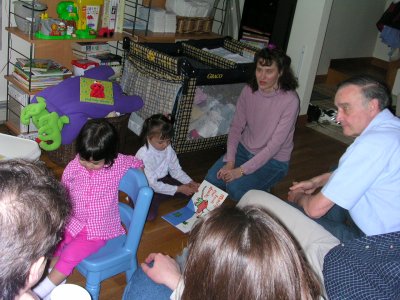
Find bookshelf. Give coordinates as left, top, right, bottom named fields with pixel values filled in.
left=122, top=0, right=227, bottom=43
left=238, top=0, right=297, bottom=51
left=5, top=0, right=124, bottom=135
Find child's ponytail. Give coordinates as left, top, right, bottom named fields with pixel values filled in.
left=140, top=113, right=174, bottom=148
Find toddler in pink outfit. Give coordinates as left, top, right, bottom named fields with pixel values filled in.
left=34, top=119, right=144, bottom=299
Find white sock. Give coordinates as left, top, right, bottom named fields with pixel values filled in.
left=33, top=277, right=56, bottom=299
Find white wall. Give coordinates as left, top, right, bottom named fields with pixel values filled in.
left=317, top=0, right=388, bottom=75
left=287, top=0, right=333, bottom=115
left=0, top=1, right=11, bottom=121
left=373, top=0, right=396, bottom=60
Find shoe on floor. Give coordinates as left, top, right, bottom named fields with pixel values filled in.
left=319, top=109, right=340, bottom=126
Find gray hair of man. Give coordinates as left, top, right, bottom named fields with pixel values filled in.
left=0, top=159, right=71, bottom=300
left=337, top=75, right=391, bottom=111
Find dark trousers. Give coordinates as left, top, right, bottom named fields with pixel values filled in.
left=148, top=176, right=186, bottom=220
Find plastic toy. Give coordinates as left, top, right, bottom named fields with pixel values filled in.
left=98, top=0, right=117, bottom=38
left=21, top=97, right=70, bottom=151
left=35, top=1, right=98, bottom=39
left=74, top=0, right=103, bottom=38
left=36, top=16, right=73, bottom=39
left=57, top=1, right=79, bottom=22
left=31, top=66, right=144, bottom=145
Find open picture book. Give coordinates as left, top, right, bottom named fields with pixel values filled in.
left=162, top=180, right=228, bottom=233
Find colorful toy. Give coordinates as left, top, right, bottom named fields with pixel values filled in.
left=36, top=16, right=74, bottom=39
left=21, top=97, right=70, bottom=151
left=98, top=0, right=117, bottom=38
left=57, top=1, right=79, bottom=35
left=57, top=1, right=79, bottom=22
left=90, top=80, right=105, bottom=98
left=74, top=0, right=103, bottom=38
left=31, top=66, right=144, bottom=145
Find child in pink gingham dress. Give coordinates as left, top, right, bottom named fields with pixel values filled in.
left=33, top=119, right=144, bottom=300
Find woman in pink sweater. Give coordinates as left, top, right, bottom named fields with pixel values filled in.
left=205, top=46, right=300, bottom=201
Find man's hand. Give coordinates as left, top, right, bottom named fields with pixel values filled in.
left=288, top=189, right=312, bottom=208
left=141, top=253, right=181, bottom=291
left=289, top=179, right=319, bottom=195
left=289, top=173, right=332, bottom=196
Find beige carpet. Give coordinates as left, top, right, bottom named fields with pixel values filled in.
left=306, top=121, right=355, bottom=145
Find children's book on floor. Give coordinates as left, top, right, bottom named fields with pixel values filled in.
left=162, top=180, right=228, bottom=233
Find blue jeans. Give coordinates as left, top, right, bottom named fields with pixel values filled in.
left=122, top=265, right=172, bottom=300
left=314, top=204, right=364, bottom=242
left=289, top=202, right=364, bottom=242
left=205, top=143, right=289, bottom=201
left=122, top=250, right=188, bottom=300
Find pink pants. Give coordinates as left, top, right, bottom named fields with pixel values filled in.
left=54, top=228, right=106, bottom=276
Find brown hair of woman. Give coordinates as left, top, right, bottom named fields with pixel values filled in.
left=182, top=205, right=321, bottom=300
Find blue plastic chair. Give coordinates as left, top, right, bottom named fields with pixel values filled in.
left=76, top=168, right=153, bottom=300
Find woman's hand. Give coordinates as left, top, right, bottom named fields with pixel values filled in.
left=221, top=167, right=243, bottom=183
left=141, top=253, right=181, bottom=291
left=217, top=162, right=235, bottom=180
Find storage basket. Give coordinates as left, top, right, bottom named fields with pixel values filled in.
left=176, top=16, right=213, bottom=34
left=46, top=114, right=130, bottom=166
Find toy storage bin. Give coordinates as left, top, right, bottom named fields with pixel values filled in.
left=121, top=37, right=258, bottom=153
left=14, top=1, right=48, bottom=35
left=0, top=133, right=41, bottom=161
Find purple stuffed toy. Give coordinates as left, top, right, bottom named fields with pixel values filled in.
left=32, top=66, right=143, bottom=144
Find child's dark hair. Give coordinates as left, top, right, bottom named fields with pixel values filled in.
left=75, top=119, right=119, bottom=166
left=140, top=114, right=174, bottom=148
left=249, top=45, right=298, bottom=92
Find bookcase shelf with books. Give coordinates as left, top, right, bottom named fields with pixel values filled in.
left=238, top=0, right=297, bottom=52
left=122, top=0, right=227, bottom=43
left=5, top=0, right=125, bottom=135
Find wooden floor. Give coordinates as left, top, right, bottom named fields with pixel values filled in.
left=1, top=123, right=347, bottom=299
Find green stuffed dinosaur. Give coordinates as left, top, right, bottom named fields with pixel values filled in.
left=21, top=97, right=70, bottom=151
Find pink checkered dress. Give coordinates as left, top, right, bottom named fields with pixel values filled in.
left=62, top=154, right=144, bottom=240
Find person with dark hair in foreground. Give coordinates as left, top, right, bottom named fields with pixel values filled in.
left=123, top=205, right=321, bottom=300
left=0, top=159, right=71, bottom=300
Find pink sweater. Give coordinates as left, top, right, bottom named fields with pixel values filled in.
left=225, top=85, right=299, bottom=175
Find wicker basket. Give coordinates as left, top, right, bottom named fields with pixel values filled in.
left=46, top=114, right=130, bottom=166
left=176, top=16, right=213, bottom=34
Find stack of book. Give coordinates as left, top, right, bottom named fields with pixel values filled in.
left=240, top=26, right=270, bottom=49
left=12, top=58, right=72, bottom=90
left=72, top=42, right=111, bottom=59
left=72, top=42, right=122, bottom=76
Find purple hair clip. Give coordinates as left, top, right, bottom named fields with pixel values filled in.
left=267, top=43, right=277, bottom=50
